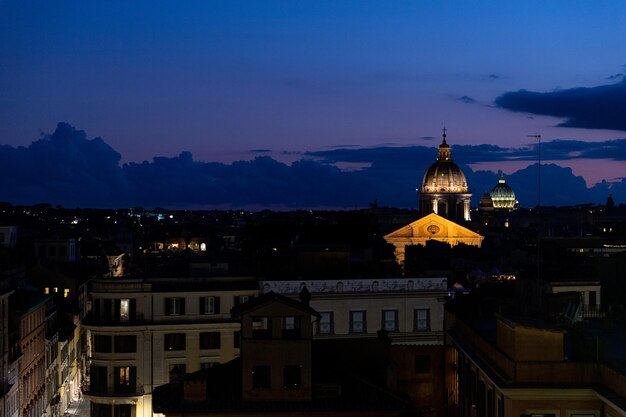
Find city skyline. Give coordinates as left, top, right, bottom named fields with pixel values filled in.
left=2, top=1, right=626, bottom=208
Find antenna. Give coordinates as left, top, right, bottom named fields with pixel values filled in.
left=528, top=134, right=542, bottom=285
left=528, top=134, right=541, bottom=208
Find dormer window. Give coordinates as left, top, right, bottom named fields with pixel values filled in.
left=252, top=316, right=272, bottom=339
left=281, top=316, right=301, bottom=339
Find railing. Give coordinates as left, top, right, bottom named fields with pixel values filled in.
left=581, top=304, right=604, bottom=319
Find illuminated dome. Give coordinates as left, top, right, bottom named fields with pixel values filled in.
left=418, top=129, right=472, bottom=221
left=490, top=175, right=518, bottom=210
left=421, top=136, right=469, bottom=194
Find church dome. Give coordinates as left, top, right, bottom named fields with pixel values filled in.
left=421, top=132, right=468, bottom=194
left=490, top=175, right=518, bottom=209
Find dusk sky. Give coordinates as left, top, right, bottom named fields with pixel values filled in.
left=2, top=1, right=626, bottom=208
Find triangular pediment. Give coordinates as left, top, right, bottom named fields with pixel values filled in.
left=384, top=213, right=484, bottom=264
left=384, top=213, right=482, bottom=240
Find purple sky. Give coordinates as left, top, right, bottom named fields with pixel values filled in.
left=2, top=1, right=626, bottom=191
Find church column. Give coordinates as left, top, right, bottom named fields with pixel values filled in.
left=464, top=199, right=471, bottom=221
left=432, top=198, right=438, bottom=214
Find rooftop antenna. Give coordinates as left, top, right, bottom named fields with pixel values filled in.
left=528, top=134, right=542, bottom=286
left=528, top=134, right=541, bottom=208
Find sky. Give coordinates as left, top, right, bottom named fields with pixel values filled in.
left=1, top=1, right=626, bottom=209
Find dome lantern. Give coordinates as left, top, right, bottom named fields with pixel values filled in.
left=418, top=129, right=472, bottom=221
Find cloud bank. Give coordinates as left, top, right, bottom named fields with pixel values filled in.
left=0, top=123, right=624, bottom=209
left=495, top=77, right=626, bottom=131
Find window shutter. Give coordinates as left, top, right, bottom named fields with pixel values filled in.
left=215, top=297, right=221, bottom=314
left=130, top=299, right=136, bottom=322
left=130, top=366, right=137, bottom=391
left=93, top=299, right=100, bottom=322
left=199, top=297, right=205, bottom=314
left=114, top=300, right=121, bottom=322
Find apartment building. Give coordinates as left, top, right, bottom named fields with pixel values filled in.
left=153, top=291, right=416, bottom=417
left=11, top=290, right=49, bottom=417
left=260, top=277, right=447, bottom=344
left=260, top=277, right=448, bottom=413
left=82, top=276, right=258, bottom=417
left=447, top=312, right=626, bottom=417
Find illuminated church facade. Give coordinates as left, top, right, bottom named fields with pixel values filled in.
left=385, top=130, right=483, bottom=265
left=418, top=130, right=472, bottom=222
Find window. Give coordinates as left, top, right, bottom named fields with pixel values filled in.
left=114, top=335, right=137, bottom=353
left=119, top=299, right=130, bottom=322
left=319, top=312, right=333, bottom=335
left=114, top=405, right=132, bottom=417
left=252, top=365, right=271, bottom=389
left=90, top=365, right=107, bottom=393
left=164, top=333, right=186, bottom=351
left=252, top=316, right=272, bottom=339
left=165, top=297, right=185, bottom=316
left=283, top=365, right=302, bottom=390
left=234, top=295, right=250, bottom=305
left=200, top=296, right=220, bottom=314
left=414, top=309, right=430, bottom=331
left=234, top=330, right=241, bottom=348
left=415, top=355, right=431, bottom=374
left=93, top=335, right=112, bottom=353
left=199, top=332, right=221, bottom=350
left=350, top=311, right=366, bottom=333
left=168, top=364, right=186, bottom=383
left=382, top=310, right=398, bottom=332
left=91, top=404, right=112, bottom=417
left=114, top=366, right=136, bottom=393
left=200, top=362, right=218, bottom=370
left=63, top=289, right=70, bottom=298
left=281, top=316, right=301, bottom=338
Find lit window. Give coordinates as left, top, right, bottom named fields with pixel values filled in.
left=252, top=316, right=272, bottom=339
left=200, top=243, right=207, bottom=252
left=53, top=287, right=58, bottom=293
left=44, top=288, right=49, bottom=294
left=63, top=289, right=70, bottom=298
left=119, top=367, right=131, bottom=387
left=120, top=299, right=130, bottom=322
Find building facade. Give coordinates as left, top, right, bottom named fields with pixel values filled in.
left=261, top=277, right=449, bottom=413
left=447, top=312, right=626, bottom=417
left=82, top=276, right=258, bottom=417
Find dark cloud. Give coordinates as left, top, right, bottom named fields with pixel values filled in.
left=607, top=73, right=623, bottom=80
left=2, top=123, right=625, bottom=209
left=419, top=136, right=437, bottom=141
left=488, top=74, right=501, bottom=80
left=249, top=149, right=272, bottom=154
left=495, top=77, right=626, bottom=131
left=457, top=96, right=477, bottom=104
left=0, top=123, right=128, bottom=206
